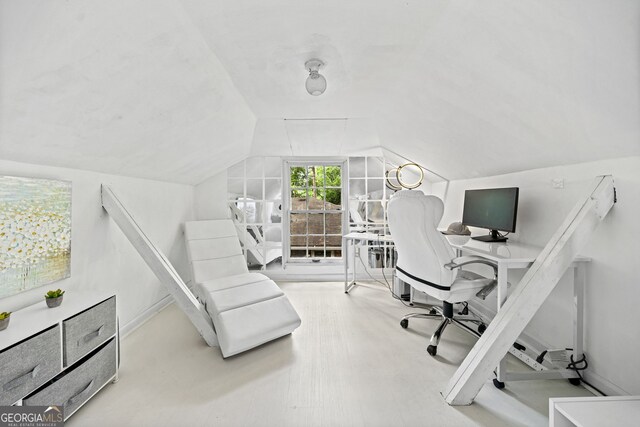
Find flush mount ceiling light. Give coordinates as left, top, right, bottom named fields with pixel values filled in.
left=305, top=59, right=326, bottom=96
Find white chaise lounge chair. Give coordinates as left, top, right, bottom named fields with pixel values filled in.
left=101, top=186, right=300, bottom=358
left=184, top=219, right=301, bottom=358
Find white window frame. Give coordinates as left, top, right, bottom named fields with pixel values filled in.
left=283, top=158, right=347, bottom=265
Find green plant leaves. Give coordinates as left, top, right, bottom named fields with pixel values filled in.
left=45, top=288, right=65, bottom=299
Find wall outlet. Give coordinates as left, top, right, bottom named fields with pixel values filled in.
left=551, top=178, right=564, bottom=189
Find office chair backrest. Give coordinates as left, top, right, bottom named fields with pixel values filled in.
left=388, top=191, right=456, bottom=292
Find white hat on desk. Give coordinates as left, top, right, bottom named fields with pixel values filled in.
left=442, top=222, right=471, bottom=236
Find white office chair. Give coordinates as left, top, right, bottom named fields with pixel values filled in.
left=387, top=190, right=498, bottom=356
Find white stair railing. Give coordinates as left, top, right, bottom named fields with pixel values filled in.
left=101, top=185, right=218, bottom=347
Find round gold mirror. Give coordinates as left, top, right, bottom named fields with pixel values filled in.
left=385, top=168, right=403, bottom=191
left=396, top=163, right=424, bottom=189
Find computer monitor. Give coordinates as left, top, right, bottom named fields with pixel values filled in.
left=462, top=187, right=519, bottom=242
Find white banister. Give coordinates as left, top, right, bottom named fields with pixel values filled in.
left=101, top=185, right=218, bottom=348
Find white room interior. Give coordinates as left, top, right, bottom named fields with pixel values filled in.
left=0, top=1, right=638, bottom=426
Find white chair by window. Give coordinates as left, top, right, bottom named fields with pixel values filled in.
left=387, top=190, right=498, bottom=356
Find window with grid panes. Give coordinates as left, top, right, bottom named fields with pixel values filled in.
left=288, top=163, right=345, bottom=260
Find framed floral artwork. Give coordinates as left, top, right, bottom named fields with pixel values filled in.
left=0, top=176, right=71, bottom=298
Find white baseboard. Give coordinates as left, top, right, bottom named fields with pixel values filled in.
left=120, top=294, right=174, bottom=339
left=582, top=370, right=629, bottom=396
left=264, top=271, right=392, bottom=283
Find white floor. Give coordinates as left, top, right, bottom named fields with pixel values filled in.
left=68, top=282, right=592, bottom=427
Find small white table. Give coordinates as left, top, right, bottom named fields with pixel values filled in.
left=343, top=232, right=394, bottom=293
left=549, top=396, right=640, bottom=427
left=445, top=235, right=591, bottom=385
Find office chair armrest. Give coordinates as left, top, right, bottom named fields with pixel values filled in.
left=444, top=256, right=498, bottom=275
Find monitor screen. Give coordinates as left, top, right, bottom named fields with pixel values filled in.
left=462, top=187, right=519, bottom=233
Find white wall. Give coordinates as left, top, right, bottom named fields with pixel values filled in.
left=432, top=156, right=640, bottom=395
left=0, top=159, right=196, bottom=331
left=194, top=171, right=229, bottom=220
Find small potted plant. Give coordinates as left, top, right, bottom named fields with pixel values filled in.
left=0, top=312, right=11, bottom=331
left=45, top=289, right=65, bottom=308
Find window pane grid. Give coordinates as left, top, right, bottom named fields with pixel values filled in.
left=288, top=163, right=344, bottom=261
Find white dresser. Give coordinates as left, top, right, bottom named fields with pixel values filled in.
left=0, top=292, right=118, bottom=420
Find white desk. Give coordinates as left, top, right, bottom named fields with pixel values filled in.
left=549, top=396, right=640, bottom=427
left=445, top=235, right=590, bottom=385
left=343, top=232, right=394, bottom=293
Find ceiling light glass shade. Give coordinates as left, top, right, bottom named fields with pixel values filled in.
left=306, top=71, right=327, bottom=96
left=304, top=59, right=326, bottom=96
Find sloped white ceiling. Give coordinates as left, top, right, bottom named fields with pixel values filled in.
left=0, top=0, right=255, bottom=184
left=251, top=119, right=380, bottom=157
left=181, top=0, right=640, bottom=180
left=1, top=0, right=638, bottom=183
left=376, top=0, right=640, bottom=179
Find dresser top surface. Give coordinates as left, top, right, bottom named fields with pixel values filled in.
left=0, top=291, right=115, bottom=350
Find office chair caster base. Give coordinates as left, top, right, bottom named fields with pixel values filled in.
left=568, top=378, right=581, bottom=386
left=477, top=323, right=487, bottom=335
left=400, top=319, right=409, bottom=329
left=493, top=378, right=505, bottom=389
left=427, top=345, right=437, bottom=356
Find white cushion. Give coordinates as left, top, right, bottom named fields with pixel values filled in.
left=196, top=273, right=270, bottom=295
left=447, top=270, right=494, bottom=303
left=215, top=296, right=302, bottom=357
left=191, top=255, right=248, bottom=283
left=185, top=219, right=248, bottom=281
left=396, top=268, right=491, bottom=303
left=188, top=237, right=242, bottom=261
left=206, top=280, right=284, bottom=316
left=193, top=272, right=268, bottom=303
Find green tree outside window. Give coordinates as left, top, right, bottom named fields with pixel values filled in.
left=290, top=166, right=342, bottom=206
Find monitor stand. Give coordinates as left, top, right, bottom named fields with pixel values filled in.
left=472, top=230, right=508, bottom=243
